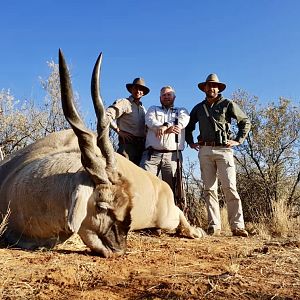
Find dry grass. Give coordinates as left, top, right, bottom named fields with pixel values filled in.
left=220, top=205, right=231, bottom=234
left=193, top=197, right=300, bottom=239
left=0, top=198, right=299, bottom=299
left=252, top=198, right=300, bottom=240
left=270, top=198, right=299, bottom=236
left=0, top=208, right=10, bottom=237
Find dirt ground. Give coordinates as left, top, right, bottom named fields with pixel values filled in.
left=0, top=231, right=299, bottom=300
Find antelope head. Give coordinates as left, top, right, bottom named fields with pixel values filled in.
left=59, top=50, right=133, bottom=257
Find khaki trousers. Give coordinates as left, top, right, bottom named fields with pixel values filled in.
left=198, top=146, right=245, bottom=231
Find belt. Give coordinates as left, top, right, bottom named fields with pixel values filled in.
left=198, top=141, right=222, bottom=146
left=147, top=148, right=179, bottom=153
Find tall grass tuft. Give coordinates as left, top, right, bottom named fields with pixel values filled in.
left=0, top=208, right=10, bottom=237
left=220, top=205, right=231, bottom=234
left=190, top=197, right=300, bottom=238
left=255, top=198, right=300, bottom=238
left=270, top=198, right=300, bottom=237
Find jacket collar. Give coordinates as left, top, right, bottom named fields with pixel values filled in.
left=129, top=95, right=143, bottom=106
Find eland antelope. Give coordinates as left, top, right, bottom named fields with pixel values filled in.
left=0, top=50, right=205, bottom=257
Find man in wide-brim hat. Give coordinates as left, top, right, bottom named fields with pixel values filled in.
left=126, top=77, right=150, bottom=96
left=106, top=77, right=150, bottom=165
left=185, top=73, right=251, bottom=238
left=197, top=73, right=226, bottom=93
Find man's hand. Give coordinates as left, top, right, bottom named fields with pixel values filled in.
left=165, top=125, right=181, bottom=135
left=155, top=125, right=168, bottom=138
left=189, top=143, right=200, bottom=151
left=226, top=140, right=240, bottom=147
left=156, top=124, right=182, bottom=138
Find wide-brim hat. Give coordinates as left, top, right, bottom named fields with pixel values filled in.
left=126, top=77, right=150, bottom=95
left=198, top=73, right=226, bottom=92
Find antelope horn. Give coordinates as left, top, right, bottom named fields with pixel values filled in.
left=91, top=53, right=117, bottom=178
left=59, top=49, right=109, bottom=185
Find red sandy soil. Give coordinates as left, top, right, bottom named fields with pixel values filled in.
left=0, top=232, right=299, bottom=299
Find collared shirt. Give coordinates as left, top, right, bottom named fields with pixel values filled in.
left=106, top=96, right=146, bottom=137
left=185, top=95, right=251, bottom=145
left=145, top=106, right=190, bottom=151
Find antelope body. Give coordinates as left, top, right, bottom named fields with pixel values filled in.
left=0, top=51, right=204, bottom=257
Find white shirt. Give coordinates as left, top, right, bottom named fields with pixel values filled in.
left=145, top=106, right=190, bottom=151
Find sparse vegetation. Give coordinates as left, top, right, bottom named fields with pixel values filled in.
left=0, top=208, right=10, bottom=237
left=0, top=232, right=299, bottom=299
left=182, top=91, right=300, bottom=238
left=0, top=62, right=299, bottom=299
left=0, top=61, right=71, bottom=159
left=233, top=91, right=300, bottom=221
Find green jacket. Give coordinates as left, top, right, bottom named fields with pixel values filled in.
left=185, top=95, right=251, bottom=145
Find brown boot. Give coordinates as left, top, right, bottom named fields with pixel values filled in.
left=232, top=228, right=249, bottom=237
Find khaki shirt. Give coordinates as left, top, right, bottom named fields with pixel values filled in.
left=106, top=96, right=146, bottom=137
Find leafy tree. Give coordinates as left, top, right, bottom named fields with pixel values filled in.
left=0, top=89, right=38, bottom=156
left=39, top=60, right=71, bottom=134
left=0, top=60, right=73, bottom=158
left=232, top=90, right=300, bottom=220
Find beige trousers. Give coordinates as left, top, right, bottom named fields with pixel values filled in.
left=198, top=146, right=245, bottom=231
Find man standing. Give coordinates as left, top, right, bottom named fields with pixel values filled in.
left=185, top=74, right=251, bottom=237
left=140, top=86, right=189, bottom=194
left=106, top=78, right=150, bottom=165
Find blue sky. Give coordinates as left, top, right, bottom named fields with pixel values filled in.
left=1, top=1, right=300, bottom=165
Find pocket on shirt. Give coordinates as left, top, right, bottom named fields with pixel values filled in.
left=155, top=111, right=165, bottom=122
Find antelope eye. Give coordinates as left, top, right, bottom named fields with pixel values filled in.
left=95, top=202, right=108, bottom=213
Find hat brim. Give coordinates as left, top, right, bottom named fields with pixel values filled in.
left=126, top=83, right=150, bottom=95
left=198, top=82, right=226, bottom=92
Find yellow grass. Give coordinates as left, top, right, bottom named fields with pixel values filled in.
left=256, top=198, right=300, bottom=238
left=208, top=199, right=300, bottom=238
left=0, top=208, right=10, bottom=237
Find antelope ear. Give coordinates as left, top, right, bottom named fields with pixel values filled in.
left=67, top=187, right=88, bottom=233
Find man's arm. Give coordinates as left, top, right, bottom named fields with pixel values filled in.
left=106, top=99, right=128, bottom=132
left=163, top=107, right=190, bottom=136
left=145, top=106, right=169, bottom=138
left=145, top=106, right=163, bottom=128
left=229, top=102, right=251, bottom=144
left=177, top=107, right=190, bottom=129
left=185, top=105, right=199, bottom=145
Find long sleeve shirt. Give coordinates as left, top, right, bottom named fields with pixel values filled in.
left=145, top=106, right=190, bottom=151
left=185, top=95, right=251, bottom=145
left=106, top=96, right=146, bottom=137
